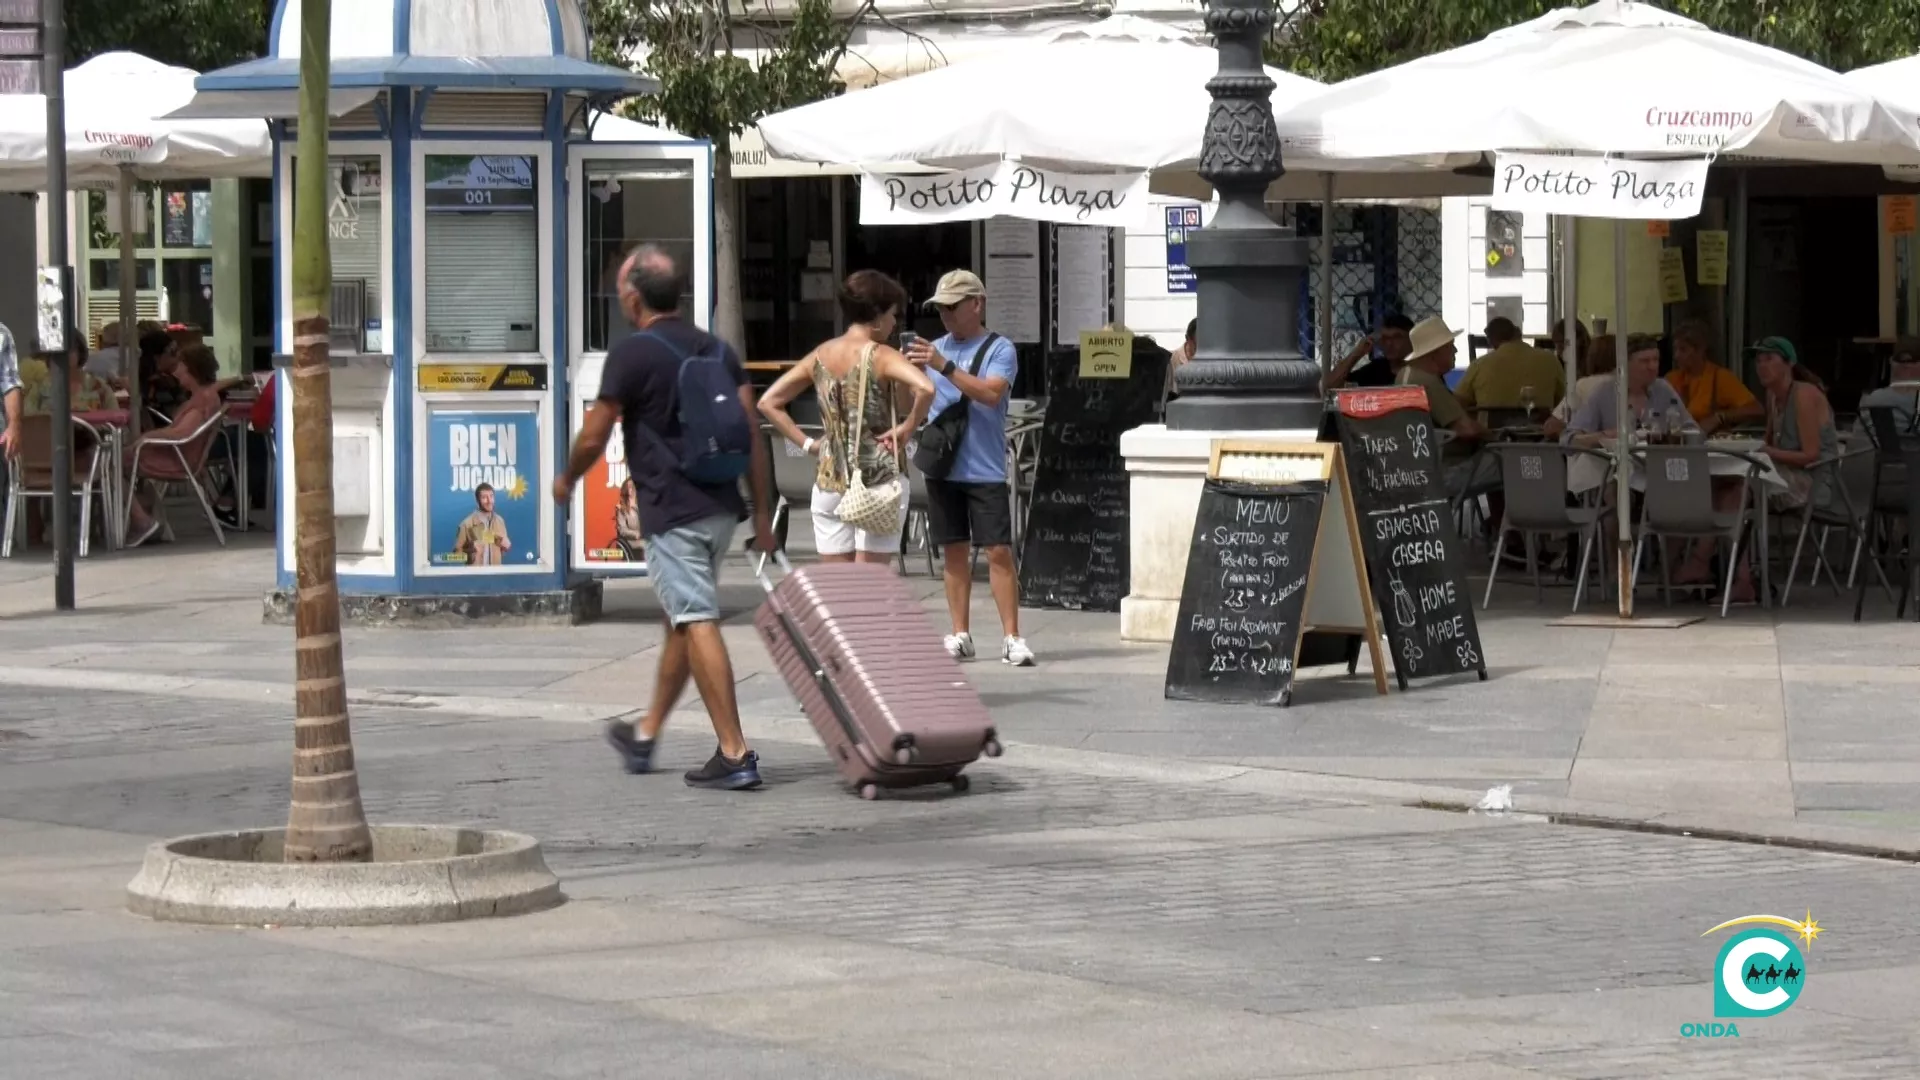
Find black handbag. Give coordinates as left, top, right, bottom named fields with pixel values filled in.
left=911, top=333, right=1001, bottom=479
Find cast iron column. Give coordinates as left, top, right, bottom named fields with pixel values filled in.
left=1164, top=0, right=1319, bottom=432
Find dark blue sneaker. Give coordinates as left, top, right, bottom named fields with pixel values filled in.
left=684, top=747, right=763, bottom=791
left=605, top=720, right=656, bottom=775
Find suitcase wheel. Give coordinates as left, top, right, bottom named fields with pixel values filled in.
left=983, top=738, right=1004, bottom=759
left=859, top=783, right=881, bottom=801
left=893, top=746, right=915, bottom=765
left=950, top=774, right=971, bottom=794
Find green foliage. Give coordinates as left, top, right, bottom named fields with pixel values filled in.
left=1272, top=0, right=1920, bottom=82
left=67, top=0, right=269, bottom=70
left=586, top=0, right=852, bottom=142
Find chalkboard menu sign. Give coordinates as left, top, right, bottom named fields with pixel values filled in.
left=1164, top=478, right=1324, bottom=706
left=1329, top=388, right=1487, bottom=685
left=1018, top=345, right=1168, bottom=612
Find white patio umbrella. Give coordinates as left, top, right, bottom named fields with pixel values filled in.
left=0, top=52, right=270, bottom=188
left=1262, top=2, right=1920, bottom=167
left=1845, top=54, right=1920, bottom=182
left=1215, top=0, right=1920, bottom=618
left=758, top=15, right=1323, bottom=175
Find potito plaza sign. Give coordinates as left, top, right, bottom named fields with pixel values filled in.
left=1490, top=151, right=1710, bottom=220
left=860, top=161, right=1146, bottom=227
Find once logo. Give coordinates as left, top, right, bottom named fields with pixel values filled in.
left=1703, top=913, right=1820, bottom=1020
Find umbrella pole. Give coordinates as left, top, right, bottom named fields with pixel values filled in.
left=1613, top=220, right=1633, bottom=619
left=118, top=167, right=139, bottom=441
left=1559, top=215, right=1578, bottom=389
left=1318, top=176, right=1334, bottom=373
left=1728, top=169, right=1749, bottom=380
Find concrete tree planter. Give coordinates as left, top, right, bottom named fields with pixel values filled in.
left=126, top=825, right=562, bottom=926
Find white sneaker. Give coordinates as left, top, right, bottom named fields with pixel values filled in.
left=944, top=631, right=976, bottom=660
left=1002, top=636, right=1036, bottom=667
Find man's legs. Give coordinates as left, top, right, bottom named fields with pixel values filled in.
left=941, top=541, right=974, bottom=634
left=607, top=515, right=760, bottom=789
left=682, top=620, right=749, bottom=760
left=966, top=483, right=1033, bottom=666
left=984, top=545, right=1020, bottom=638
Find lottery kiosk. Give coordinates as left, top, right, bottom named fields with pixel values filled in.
left=188, top=0, right=713, bottom=622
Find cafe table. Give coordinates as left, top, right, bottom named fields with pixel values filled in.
left=1567, top=436, right=1787, bottom=608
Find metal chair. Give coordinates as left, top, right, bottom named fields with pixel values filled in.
left=758, top=424, right=822, bottom=574
left=1780, top=446, right=1887, bottom=607
left=1853, top=406, right=1920, bottom=621
left=1483, top=444, right=1612, bottom=612
left=905, top=463, right=937, bottom=578
left=124, top=409, right=229, bottom=547
left=2, top=414, right=107, bottom=558
left=1629, top=445, right=1764, bottom=618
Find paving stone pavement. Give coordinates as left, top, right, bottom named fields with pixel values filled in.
left=5, top=680, right=1920, bottom=1078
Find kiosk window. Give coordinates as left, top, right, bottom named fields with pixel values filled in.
left=580, top=161, right=694, bottom=353
left=425, top=154, right=539, bottom=353
left=326, top=157, right=383, bottom=349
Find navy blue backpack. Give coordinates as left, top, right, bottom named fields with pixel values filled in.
left=638, top=330, right=754, bottom=484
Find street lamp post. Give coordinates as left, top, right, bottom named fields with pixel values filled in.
left=1164, top=0, right=1319, bottom=433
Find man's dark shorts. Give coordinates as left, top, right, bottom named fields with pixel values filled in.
left=924, top=478, right=1013, bottom=548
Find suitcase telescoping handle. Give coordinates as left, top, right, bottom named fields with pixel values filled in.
left=754, top=549, right=792, bottom=594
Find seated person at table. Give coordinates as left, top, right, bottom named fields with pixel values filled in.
left=1397, top=317, right=1497, bottom=497
left=1455, top=316, right=1565, bottom=416
left=1854, top=337, right=1920, bottom=440
left=1325, top=314, right=1415, bottom=391
left=1668, top=319, right=1763, bottom=434
left=1561, top=334, right=1696, bottom=448
left=122, top=345, right=224, bottom=548
left=137, top=328, right=187, bottom=418
left=1674, top=338, right=1836, bottom=604
left=1752, top=337, right=1838, bottom=513
left=25, top=340, right=115, bottom=414
left=1544, top=334, right=1618, bottom=439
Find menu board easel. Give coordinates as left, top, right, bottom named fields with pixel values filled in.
left=1163, top=441, right=1389, bottom=706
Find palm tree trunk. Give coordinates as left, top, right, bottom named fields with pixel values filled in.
left=284, top=0, right=372, bottom=863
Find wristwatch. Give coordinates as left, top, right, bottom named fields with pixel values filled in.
left=941, top=359, right=957, bottom=377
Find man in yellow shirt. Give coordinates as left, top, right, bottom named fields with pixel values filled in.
left=1455, top=317, right=1564, bottom=417
left=1667, top=319, right=1762, bottom=434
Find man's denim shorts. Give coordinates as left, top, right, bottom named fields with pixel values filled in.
left=648, top=514, right=737, bottom=626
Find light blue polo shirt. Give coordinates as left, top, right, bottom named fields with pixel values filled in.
left=927, top=332, right=1019, bottom=484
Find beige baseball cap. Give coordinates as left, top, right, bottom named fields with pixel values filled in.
left=926, top=270, right=987, bottom=308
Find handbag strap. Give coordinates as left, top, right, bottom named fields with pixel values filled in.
left=848, top=342, right=876, bottom=485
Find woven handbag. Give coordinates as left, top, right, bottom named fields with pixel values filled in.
left=835, top=344, right=905, bottom=536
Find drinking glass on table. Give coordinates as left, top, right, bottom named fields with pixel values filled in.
left=1518, top=384, right=1537, bottom=421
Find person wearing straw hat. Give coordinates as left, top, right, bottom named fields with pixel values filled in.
left=1396, top=317, right=1496, bottom=499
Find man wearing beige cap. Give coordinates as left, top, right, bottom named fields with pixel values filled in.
left=1397, top=316, right=1496, bottom=499
left=904, top=270, right=1035, bottom=667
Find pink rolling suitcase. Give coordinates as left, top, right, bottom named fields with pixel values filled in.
left=754, top=555, right=1003, bottom=799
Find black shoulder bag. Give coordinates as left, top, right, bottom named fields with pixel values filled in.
left=911, top=333, right=1001, bottom=480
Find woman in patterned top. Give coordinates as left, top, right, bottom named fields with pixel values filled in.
left=759, top=270, right=935, bottom=564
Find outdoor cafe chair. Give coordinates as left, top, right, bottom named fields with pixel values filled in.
left=123, top=409, right=229, bottom=548
left=1629, top=444, right=1765, bottom=619
left=756, top=424, right=823, bottom=576
left=1482, top=444, right=1612, bottom=612
left=1780, top=446, right=1886, bottom=607
left=1852, top=406, right=1920, bottom=622
left=2, top=414, right=107, bottom=559
left=906, top=461, right=938, bottom=578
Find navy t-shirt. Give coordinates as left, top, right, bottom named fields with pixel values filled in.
left=597, top=317, right=749, bottom=539
left=1346, top=354, right=1398, bottom=388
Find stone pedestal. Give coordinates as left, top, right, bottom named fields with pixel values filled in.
left=1118, top=422, right=1316, bottom=642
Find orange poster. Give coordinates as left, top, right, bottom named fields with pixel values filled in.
left=579, top=421, right=644, bottom=565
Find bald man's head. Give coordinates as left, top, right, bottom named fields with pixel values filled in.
left=620, top=244, right=684, bottom=324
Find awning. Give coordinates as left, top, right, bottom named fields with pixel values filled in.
left=195, top=55, right=657, bottom=96
left=165, top=88, right=381, bottom=121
